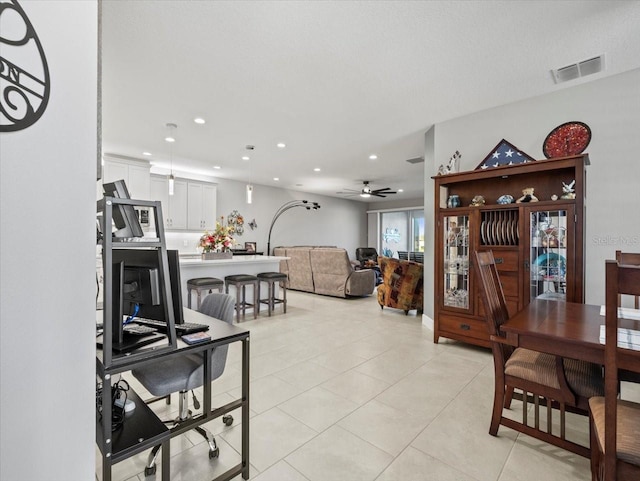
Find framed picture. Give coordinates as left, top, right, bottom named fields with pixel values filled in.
left=245, top=242, right=256, bottom=252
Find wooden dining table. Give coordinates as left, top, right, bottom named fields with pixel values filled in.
left=501, top=299, right=640, bottom=371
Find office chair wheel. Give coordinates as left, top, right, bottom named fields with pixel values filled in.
left=209, top=447, right=220, bottom=459
left=144, top=465, right=156, bottom=476
left=222, top=414, right=234, bottom=426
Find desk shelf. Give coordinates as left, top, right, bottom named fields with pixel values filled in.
left=96, top=388, right=168, bottom=463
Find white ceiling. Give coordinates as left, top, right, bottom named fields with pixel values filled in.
left=101, top=1, right=640, bottom=202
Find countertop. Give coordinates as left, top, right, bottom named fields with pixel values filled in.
left=179, top=255, right=288, bottom=266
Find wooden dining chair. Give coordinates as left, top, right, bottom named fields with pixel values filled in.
left=616, top=251, right=640, bottom=309
left=475, top=250, right=604, bottom=457
left=588, top=261, right=640, bottom=481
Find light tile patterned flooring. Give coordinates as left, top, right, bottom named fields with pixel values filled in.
left=98, top=289, right=618, bottom=481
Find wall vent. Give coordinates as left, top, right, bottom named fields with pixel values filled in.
left=406, top=156, right=424, bottom=164
left=551, top=55, right=604, bottom=84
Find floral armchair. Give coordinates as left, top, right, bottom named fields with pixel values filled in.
left=377, top=256, right=424, bottom=315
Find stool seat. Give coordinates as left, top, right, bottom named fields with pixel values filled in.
left=257, top=272, right=287, bottom=317
left=225, top=275, right=259, bottom=321
left=257, top=272, right=287, bottom=281
left=186, top=277, right=224, bottom=309
left=225, top=274, right=258, bottom=283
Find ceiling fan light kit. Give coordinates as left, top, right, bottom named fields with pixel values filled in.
left=338, top=181, right=397, bottom=199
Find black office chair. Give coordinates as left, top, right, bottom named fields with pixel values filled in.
left=355, top=247, right=378, bottom=268
left=131, top=293, right=235, bottom=476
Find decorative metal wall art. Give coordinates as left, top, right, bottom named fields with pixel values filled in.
left=227, top=210, right=244, bottom=236
left=0, top=0, right=50, bottom=132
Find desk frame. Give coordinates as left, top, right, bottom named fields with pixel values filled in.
left=96, top=310, right=250, bottom=481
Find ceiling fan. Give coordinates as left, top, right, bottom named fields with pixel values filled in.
left=336, top=181, right=397, bottom=198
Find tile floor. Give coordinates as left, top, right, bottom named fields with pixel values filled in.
left=97, top=289, right=636, bottom=481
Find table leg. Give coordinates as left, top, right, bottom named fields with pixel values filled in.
left=242, top=337, right=250, bottom=479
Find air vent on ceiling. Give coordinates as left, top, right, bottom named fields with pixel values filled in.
left=406, top=156, right=424, bottom=164
left=551, top=55, right=604, bottom=84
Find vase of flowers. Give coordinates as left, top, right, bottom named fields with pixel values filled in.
left=200, top=217, right=235, bottom=260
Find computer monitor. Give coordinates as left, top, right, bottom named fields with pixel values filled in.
left=129, top=249, right=185, bottom=325
left=102, top=179, right=144, bottom=238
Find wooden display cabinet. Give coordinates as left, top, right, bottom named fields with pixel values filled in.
left=433, top=154, right=588, bottom=347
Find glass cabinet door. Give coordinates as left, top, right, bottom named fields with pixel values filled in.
left=443, top=214, right=470, bottom=310
left=529, top=208, right=570, bottom=301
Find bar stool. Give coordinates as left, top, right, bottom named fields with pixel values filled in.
left=186, top=277, right=224, bottom=309
left=257, top=272, right=288, bottom=316
left=224, top=274, right=259, bottom=321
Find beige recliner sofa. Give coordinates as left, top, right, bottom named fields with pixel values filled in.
left=273, top=246, right=375, bottom=298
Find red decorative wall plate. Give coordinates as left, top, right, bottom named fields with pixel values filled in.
left=543, top=121, right=592, bottom=159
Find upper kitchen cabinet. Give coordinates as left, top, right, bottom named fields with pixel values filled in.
left=187, top=182, right=217, bottom=231
left=150, top=175, right=217, bottom=232
left=101, top=155, right=150, bottom=200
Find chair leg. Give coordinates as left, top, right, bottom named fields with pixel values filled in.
left=195, top=426, right=219, bottom=459
left=490, top=377, right=506, bottom=436
left=144, top=444, right=162, bottom=476
left=504, top=385, right=515, bottom=408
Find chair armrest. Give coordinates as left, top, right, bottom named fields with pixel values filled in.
left=346, top=269, right=375, bottom=296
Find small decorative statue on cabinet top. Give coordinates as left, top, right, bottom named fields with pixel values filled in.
left=470, top=195, right=485, bottom=207
left=437, top=150, right=462, bottom=175
left=516, top=187, right=539, bottom=203
left=560, top=180, right=576, bottom=199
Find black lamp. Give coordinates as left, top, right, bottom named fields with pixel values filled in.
left=267, top=200, right=321, bottom=255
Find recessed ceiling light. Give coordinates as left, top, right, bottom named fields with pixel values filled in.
left=277, top=143, right=286, bottom=148
left=369, top=154, right=378, bottom=160
left=398, top=189, right=404, bottom=193
left=194, top=117, right=206, bottom=124
left=242, top=156, right=250, bottom=161
left=142, top=152, right=152, bottom=156
left=313, top=168, right=321, bottom=172
left=165, top=136, right=175, bottom=143
left=213, top=166, right=221, bottom=170
left=273, top=177, right=280, bottom=181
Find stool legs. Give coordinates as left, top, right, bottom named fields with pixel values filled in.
left=226, top=281, right=258, bottom=321
left=258, top=279, right=287, bottom=316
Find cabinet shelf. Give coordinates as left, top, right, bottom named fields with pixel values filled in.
left=433, top=154, right=588, bottom=348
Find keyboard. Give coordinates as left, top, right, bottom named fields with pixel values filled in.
left=134, top=318, right=210, bottom=335
left=123, top=323, right=158, bottom=336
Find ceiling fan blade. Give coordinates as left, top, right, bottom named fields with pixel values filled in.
left=372, top=188, right=396, bottom=195
left=372, top=193, right=387, bottom=198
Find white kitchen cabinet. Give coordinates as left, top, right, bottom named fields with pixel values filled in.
left=150, top=175, right=188, bottom=230
left=101, top=156, right=150, bottom=200
left=187, top=182, right=217, bottom=231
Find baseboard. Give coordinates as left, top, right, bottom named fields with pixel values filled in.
left=422, top=313, right=434, bottom=331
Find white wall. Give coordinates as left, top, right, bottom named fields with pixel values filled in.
left=158, top=173, right=369, bottom=258
left=426, top=68, right=640, bottom=307
left=0, top=1, right=97, bottom=480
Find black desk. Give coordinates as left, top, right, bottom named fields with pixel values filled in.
left=96, top=309, right=250, bottom=481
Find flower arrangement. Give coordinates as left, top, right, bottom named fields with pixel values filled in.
left=199, top=217, right=235, bottom=253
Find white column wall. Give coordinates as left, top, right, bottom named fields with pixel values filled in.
left=0, top=1, right=97, bottom=479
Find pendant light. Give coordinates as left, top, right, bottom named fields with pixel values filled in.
left=166, top=123, right=177, bottom=196
left=245, top=145, right=254, bottom=204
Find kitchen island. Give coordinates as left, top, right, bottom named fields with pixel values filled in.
left=178, top=254, right=288, bottom=307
